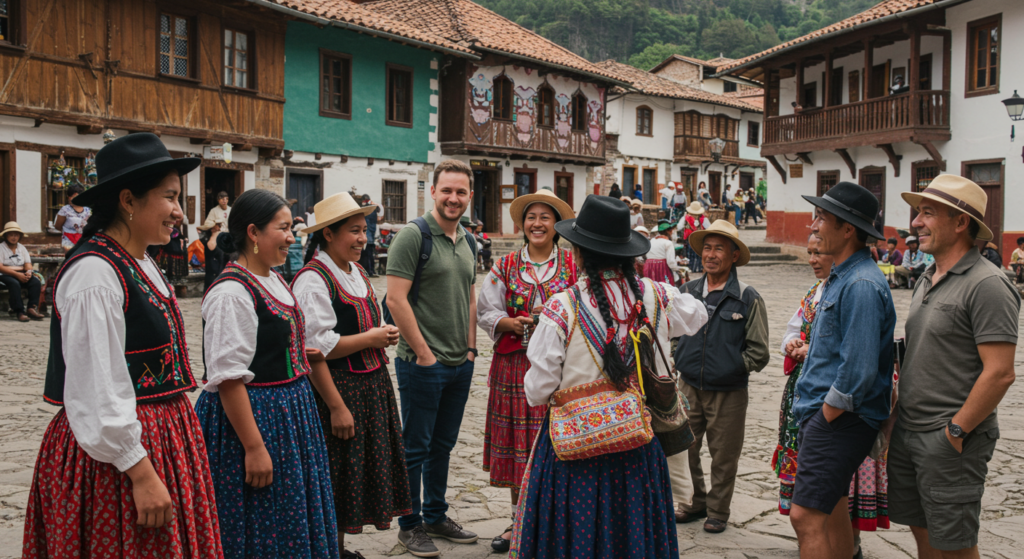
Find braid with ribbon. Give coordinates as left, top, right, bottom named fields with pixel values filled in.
left=580, top=248, right=633, bottom=389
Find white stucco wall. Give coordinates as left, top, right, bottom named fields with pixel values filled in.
left=606, top=94, right=675, bottom=162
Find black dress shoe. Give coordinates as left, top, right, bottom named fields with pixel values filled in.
left=490, top=525, right=513, bottom=553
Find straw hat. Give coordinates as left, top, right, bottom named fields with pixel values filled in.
left=688, top=219, right=751, bottom=266
left=619, top=196, right=632, bottom=204
left=196, top=217, right=224, bottom=231
left=900, top=174, right=993, bottom=241
left=629, top=198, right=642, bottom=208
left=509, top=188, right=575, bottom=230
left=302, top=192, right=377, bottom=234
left=634, top=225, right=650, bottom=237
left=685, top=201, right=705, bottom=215
left=1, top=221, right=24, bottom=238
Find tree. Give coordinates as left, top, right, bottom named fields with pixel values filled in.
left=627, top=42, right=694, bottom=70
left=700, top=18, right=757, bottom=59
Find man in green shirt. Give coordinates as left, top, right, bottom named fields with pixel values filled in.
left=386, top=159, right=480, bottom=556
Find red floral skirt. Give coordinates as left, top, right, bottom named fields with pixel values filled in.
left=22, top=394, right=223, bottom=559
left=643, top=259, right=674, bottom=285
left=483, top=349, right=547, bottom=488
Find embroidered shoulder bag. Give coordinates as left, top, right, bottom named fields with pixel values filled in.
left=548, top=288, right=653, bottom=461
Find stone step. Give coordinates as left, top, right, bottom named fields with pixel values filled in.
left=745, top=224, right=767, bottom=230
left=748, top=245, right=781, bottom=254
left=749, top=253, right=799, bottom=262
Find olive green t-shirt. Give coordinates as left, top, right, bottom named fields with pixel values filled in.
left=386, top=212, right=476, bottom=366
left=899, top=249, right=1020, bottom=433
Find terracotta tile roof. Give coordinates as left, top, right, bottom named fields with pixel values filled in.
left=361, top=0, right=624, bottom=83
left=705, top=56, right=735, bottom=67
left=717, top=0, right=951, bottom=75
left=595, top=60, right=761, bottom=112
left=261, top=0, right=476, bottom=55
left=724, top=88, right=764, bottom=110
left=649, top=54, right=715, bottom=74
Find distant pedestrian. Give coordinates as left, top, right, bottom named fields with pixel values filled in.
left=644, top=219, right=680, bottom=285
left=511, top=194, right=708, bottom=558
left=147, top=219, right=188, bottom=283
left=670, top=182, right=689, bottom=221
left=789, top=182, right=895, bottom=559
left=890, top=175, right=1018, bottom=558
left=981, top=241, right=1001, bottom=268
left=674, top=219, right=770, bottom=533
left=629, top=198, right=645, bottom=228
left=660, top=183, right=675, bottom=212
left=360, top=194, right=382, bottom=277
left=680, top=202, right=709, bottom=274
left=608, top=182, right=622, bottom=199
left=1011, top=237, right=1024, bottom=284
left=893, top=236, right=933, bottom=289
left=386, top=159, right=480, bottom=556
left=205, top=190, right=231, bottom=225
left=634, top=183, right=643, bottom=201
left=744, top=188, right=759, bottom=225
left=197, top=218, right=227, bottom=292
left=697, top=181, right=712, bottom=210
left=53, top=182, right=90, bottom=253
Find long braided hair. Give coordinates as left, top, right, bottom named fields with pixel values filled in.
left=577, top=246, right=654, bottom=389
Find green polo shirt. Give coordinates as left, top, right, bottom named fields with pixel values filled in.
left=386, top=212, right=476, bottom=366
left=900, top=249, right=1020, bottom=433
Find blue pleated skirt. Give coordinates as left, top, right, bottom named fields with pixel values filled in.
left=195, top=376, right=339, bottom=559
left=510, top=421, right=679, bottom=559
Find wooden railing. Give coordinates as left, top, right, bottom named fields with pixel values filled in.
left=673, top=135, right=740, bottom=159
left=763, top=90, right=949, bottom=146
left=464, top=118, right=605, bottom=160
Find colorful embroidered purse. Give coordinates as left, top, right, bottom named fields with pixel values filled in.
left=548, top=290, right=653, bottom=461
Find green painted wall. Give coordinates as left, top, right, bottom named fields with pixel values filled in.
left=283, top=21, right=437, bottom=162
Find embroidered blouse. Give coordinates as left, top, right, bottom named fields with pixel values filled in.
left=646, top=237, right=680, bottom=274
left=780, top=280, right=824, bottom=353
left=477, top=246, right=576, bottom=342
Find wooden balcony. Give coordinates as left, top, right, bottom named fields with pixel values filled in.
left=441, top=119, right=606, bottom=165
left=674, top=136, right=739, bottom=159
left=761, top=90, right=950, bottom=156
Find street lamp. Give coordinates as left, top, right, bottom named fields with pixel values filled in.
left=709, top=137, right=726, bottom=163
left=1003, top=90, right=1024, bottom=121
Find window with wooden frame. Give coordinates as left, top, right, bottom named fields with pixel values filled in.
left=918, top=54, right=933, bottom=91
left=723, top=81, right=737, bottom=93
left=320, top=50, right=352, bottom=119
left=537, top=85, right=555, bottom=128
left=966, top=15, right=1000, bottom=97
left=159, top=13, right=193, bottom=79
left=0, top=0, right=27, bottom=47
left=386, top=63, right=413, bottom=127
left=223, top=28, right=253, bottom=90
left=909, top=160, right=940, bottom=224
left=848, top=70, right=860, bottom=103
left=817, top=170, right=839, bottom=197
left=747, top=121, right=760, bottom=147
left=571, top=92, right=588, bottom=132
left=636, top=106, right=652, bottom=136
left=382, top=179, right=407, bottom=223
left=802, top=82, right=817, bottom=108
left=493, top=75, right=513, bottom=120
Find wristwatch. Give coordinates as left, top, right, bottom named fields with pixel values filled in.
left=947, top=421, right=967, bottom=439
left=468, top=347, right=478, bottom=358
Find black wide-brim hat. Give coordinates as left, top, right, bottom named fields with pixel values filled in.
left=802, top=181, right=885, bottom=239
left=554, top=195, right=650, bottom=258
left=75, top=133, right=201, bottom=207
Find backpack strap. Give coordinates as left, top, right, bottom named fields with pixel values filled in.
left=408, top=216, right=433, bottom=306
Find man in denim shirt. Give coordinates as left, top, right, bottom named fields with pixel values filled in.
left=790, top=182, right=896, bottom=559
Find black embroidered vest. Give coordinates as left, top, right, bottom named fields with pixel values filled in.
left=203, top=264, right=311, bottom=386
left=44, top=235, right=196, bottom=405
left=292, top=259, right=387, bottom=373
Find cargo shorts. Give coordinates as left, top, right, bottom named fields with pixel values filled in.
left=887, top=422, right=999, bottom=551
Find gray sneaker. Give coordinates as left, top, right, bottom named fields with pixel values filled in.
left=424, top=517, right=479, bottom=544
left=398, top=525, right=440, bottom=557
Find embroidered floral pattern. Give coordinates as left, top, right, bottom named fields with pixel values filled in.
left=498, top=248, right=576, bottom=315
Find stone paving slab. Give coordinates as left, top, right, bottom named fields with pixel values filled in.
left=0, top=228, right=1021, bottom=558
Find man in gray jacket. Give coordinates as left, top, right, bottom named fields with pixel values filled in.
left=673, top=220, right=770, bottom=533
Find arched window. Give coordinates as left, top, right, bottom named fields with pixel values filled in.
left=571, top=92, right=587, bottom=132
left=538, top=85, right=555, bottom=128
left=493, top=75, right=513, bottom=120
left=636, top=105, right=653, bottom=136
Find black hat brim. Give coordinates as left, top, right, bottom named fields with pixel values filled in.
left=802, top=195, right=885, bottom=239
left=554, top=218, right=651, bottom=258
left=76, top=156, right=201, bottom=207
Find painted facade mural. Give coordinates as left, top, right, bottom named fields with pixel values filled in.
left=465, top=64, right=605, bottom=153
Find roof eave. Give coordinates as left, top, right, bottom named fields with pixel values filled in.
left=712, top=0, right=968, bottom=80
left=245, top=0, right=480, bottom=60
left=475, top=46, right=630, bottom=87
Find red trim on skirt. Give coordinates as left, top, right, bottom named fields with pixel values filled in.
left=23, top=394, right=223, bottom=559
left=483, top=350, right=547, bottom=488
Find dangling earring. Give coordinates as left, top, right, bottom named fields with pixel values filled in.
left=253, top=243, right=259, bottom=255
left=129, top=213, right=133, bottom=221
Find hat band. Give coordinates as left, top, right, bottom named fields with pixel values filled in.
left=571, top=222, right=631, bottom=245
left=921, top=188, right=984, bottom=221
left=822, top=193, right=873, bottom=222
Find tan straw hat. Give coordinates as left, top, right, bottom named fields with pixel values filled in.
left=509, top=188, right=575, bottom=230
left=900, top=174, right=993, bottom=241
left=619, top=196, right=632, bottom=204
left=629, top=198, right=642, bottom=208
left=688, top=219, right=750, bottom=266
left=302, top=192, right=377, bottom=234
left=196, top=217, right=224, bottom=231
left=1, top=221, right=24, bottom=237
left=685, top=201, right=705, bottom=215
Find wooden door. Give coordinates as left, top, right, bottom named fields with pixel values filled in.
left=203, top=168, right=241, bottom=223
left=680, top=169, right=696, bottom=202
left=739, top=172, right=754, bottom=193
left=554, top=172, right=573, bottom=205
left=473, top=169, right=500, bottom=233
left=964, top=161, right=1003, bottom=252
left=870, top=61, right=890, bottom=98
left=859, top=166, right=886, bottom=226
left=642, top=168, right=656, bottom=204
left=0, top=151, right=9, bottom=224
left=709, top=171, right=722, bottom=205
left=622, top=166, right=637, bottom=194
left=287, top=173, right=321, bottom=220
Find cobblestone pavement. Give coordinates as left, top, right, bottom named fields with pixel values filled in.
left=1, top=229, right=1022, bottom=558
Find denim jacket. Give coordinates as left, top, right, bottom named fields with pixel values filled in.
left=793, top=248, right=896, bottom=429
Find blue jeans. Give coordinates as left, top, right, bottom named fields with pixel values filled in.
left=395, top=357, right=475, bottom=528
left=661, top=198, right=669, bottom=211
left=727, top=203, right=742, bottom=226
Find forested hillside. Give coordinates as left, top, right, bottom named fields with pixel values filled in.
left=476, top=0, right=880, bottom=69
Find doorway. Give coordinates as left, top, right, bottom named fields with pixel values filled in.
left=514, top=169, right=536, bottom=197
left=473, top=168, right=501, bottom=233
left=739, top=172, right=754, bottom=193
left=287, top=171, right=322, bottom=220
left=622, top=166, right=637, bottom=196
left=680, top=169, right=696, bottom=202
left=203, top=167, right=241, bottom=223
left=642, top=168, right=657, bottom=204
left=963, top=160, right=1003, bottom=252
left=869, top=61, right=890, bottom=99
left=708, top=171, right=722, bottom=205
left=859, top=166, right=886, bottom=229
left=554, top=172, right=573, bottom=205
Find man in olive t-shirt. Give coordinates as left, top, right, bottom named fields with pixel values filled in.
left=386, top=159, right=480, bottom=555
left=889, top=175, right=1019, bottom=556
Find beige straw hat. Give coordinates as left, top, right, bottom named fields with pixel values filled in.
left=509, top=188, right=576, bottom=230
left=685, top=201, right=705, bottom=215
left=196, top=217, right=224, bottom=231
left=1, top=221, right=24, bottom=238
left=302, top=192, right=377, bottom=234
left=629, top=198, right=642, bottom=208
left=687, top=219, right=751, bottom=266
left=900, top=174, right=993, bottom=241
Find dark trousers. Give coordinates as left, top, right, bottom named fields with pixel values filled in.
left=0, top=274, right=41, bottom=313
left=395, top=357, right=475, bottom=528
left=359, top=245, right=376, bottom=276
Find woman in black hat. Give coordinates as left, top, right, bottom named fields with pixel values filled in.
left=509, top=195, right=708, bottom=558
left=23, top=133, right=222, bottom=558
